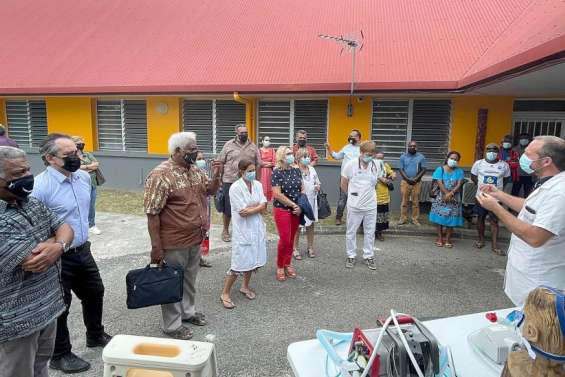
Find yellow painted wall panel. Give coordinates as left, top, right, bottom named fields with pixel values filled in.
left=45, top=97, right=96, bottom=151
left=147, top=97, right=181, bottom=155
left=327, top=97, right=372, bottom=158
left=0, top=99, right=6, bottom=126
left=450, top=96, right=514, bottom=167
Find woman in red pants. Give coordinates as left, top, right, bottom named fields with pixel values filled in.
left=271, top=146, right=303, bottom=281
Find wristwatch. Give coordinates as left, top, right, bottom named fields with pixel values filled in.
left=56, top=240, right=69, bottom=253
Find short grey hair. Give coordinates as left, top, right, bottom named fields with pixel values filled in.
left=168, top=132, right=197, bottom=155
left=536, top=135, right=565, bottom=171
left=39, top=133, right=72, bottom=166
left=295, top=129, right=307, bottom=137
left=235, top=123, right=246, bottom=132
left=0, top=146, right=26, bottom=179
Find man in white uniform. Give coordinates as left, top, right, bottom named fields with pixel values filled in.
left=325, top=129, right=361, bottom=225
left=341, top=140, right=383, bottom=270
left=477, top=136, right=565, bottom=306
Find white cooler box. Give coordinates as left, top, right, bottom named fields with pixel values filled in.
left=102, top=335, right=218, bottom=377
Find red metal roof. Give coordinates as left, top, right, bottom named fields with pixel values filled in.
left=0, top=0, right=564, bottom=94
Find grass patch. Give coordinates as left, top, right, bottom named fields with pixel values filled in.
left=97, top=187, right=341, bottom=232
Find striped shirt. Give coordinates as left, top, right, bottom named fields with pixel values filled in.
left=0, top=197, right=65, bottom=343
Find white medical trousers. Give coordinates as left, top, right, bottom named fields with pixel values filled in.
left=346, top=207, right=377, bottom=259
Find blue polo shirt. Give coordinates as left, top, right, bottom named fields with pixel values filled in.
left=399, top=152, right=427, bottom=178
left=32, top=167, right=91, bottom=248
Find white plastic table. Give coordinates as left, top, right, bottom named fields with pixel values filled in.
left=287, top=308, right=515, bottom=377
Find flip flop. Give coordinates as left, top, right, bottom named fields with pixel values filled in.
left=474, top=241, right=485, bottom=249
left=219, top=296, right=236, bottom=309
left=239, top=289, right=256, bottom=300
left=293, top=249, right=302, bottom=260
left=307, top=248, right=316, bottom=258
left=222, top=233, right=231, bottom=242
left=492, top=248, right=506, bottom=256
left=435, top=241, right=444, bottom=247
left=444, top=242, right=454, bottom=249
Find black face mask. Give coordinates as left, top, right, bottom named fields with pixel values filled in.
left=76, top=144, right=85, bottom=151
left=238, top=134, right=248, bottom=143
left=184, top=151, right=198, bottom=166
left=348, top=137, right=357, bottom=145
left=297, top=140, right=307, bottom=147
left=62, top=156, right=81, bottom=173
left=5, top=174, right=34, bottom=199
left=408, top=148, right=417, bottom=154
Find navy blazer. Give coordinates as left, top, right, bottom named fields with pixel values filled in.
left=297, top=194, right=315, bottom=226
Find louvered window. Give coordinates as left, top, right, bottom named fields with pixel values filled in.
left=371, top=99, right=451, bottom=165
left=96, top=100, right=147, bottom=152
left=512, top=100, right=565, bottom=139
left=216, top=100, right=246, bottom=149
left=5, top=100, right=48, bottom=148
left=294, top=100, right=328, bottom=157
left=181, top=99, right=245, bottom=155
left=411, top=100, right=451, bottom=165
left=182, top=100, right=214, bottom=154
left=257, top=101, right=291, bottom=148
left=257, top=99, right=328, bottom=156
left=371, top=100, right=410, bottom=161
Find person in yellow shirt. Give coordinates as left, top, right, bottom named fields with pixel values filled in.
left=375, top=151, right=396, bottom=241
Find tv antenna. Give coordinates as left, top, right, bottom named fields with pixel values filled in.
left=318, top=31, right=364, bottom=117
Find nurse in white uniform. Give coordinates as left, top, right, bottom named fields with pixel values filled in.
left=341, top=140, right=383, bottom=271
left=477, top=136, right=565, bottom=306
left=220, top=158, right=267, bottom=309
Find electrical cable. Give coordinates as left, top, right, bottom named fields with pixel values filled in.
left=359, top=315, right=394, bottom=377
left=390, top=310, right=425, bottom=377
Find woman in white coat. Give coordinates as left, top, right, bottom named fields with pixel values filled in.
left=220, top=158, right=268, bottom=309
left=293, top=147, right=320, bottom=258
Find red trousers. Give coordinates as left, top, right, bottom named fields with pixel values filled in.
left=273, top=207, right=300, bottom=268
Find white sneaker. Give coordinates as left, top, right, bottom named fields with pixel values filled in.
left=89, top=226, right=102, bottom=235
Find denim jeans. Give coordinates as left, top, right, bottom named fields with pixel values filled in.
left=88, top=185, right=97, bottom=227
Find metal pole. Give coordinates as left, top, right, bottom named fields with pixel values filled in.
left=350, top=46, right=356, bottom=96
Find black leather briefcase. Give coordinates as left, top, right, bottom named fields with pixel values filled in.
left=126, top=263, right=183, bottom=309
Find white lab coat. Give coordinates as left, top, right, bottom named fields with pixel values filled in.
left=504, top=171, right=565, bottom=306
left=300, top=166, right=320, bottom=227
left=229, top=178, right=268, bottom=272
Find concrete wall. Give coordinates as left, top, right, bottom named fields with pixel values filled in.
left=25, top=151, right=406, bottom=207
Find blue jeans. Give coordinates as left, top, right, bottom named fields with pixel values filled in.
left=89, top=185, right=97, bottom=227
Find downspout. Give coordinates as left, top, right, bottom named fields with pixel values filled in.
left=233, top=92, right=255, bottom=141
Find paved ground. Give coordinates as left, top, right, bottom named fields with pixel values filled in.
left=51, top=212, right=512, bottom=377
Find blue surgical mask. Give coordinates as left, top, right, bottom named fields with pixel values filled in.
left=486, top=152, right=498, bottom=161
left=520, top=139, right=530, bottom=147
left=447, top=159, right=458, bottom=168
left=195, top=160, right=206, bottom=170
left=285, top=155, right=295, bottom=165
left=519, top=153, right=544, bottom=175
left=502, top=142, right=512, bottom=149
left=301, top=157, right=311, bottom=166
left=244, top=171, right=256, bottom=181
left=362, top=154, right=373, bottom=163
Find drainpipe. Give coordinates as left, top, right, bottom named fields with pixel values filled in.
left=233, top=92, right=255, bottom=141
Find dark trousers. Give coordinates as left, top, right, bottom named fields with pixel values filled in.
left=336, top=188, right=348, bottom=220
left=52, top=242, right=105, bottom=359
left=511, top=176, right=534, bottom=198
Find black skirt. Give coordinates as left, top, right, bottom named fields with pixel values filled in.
left=376, top=203, right=390, bottom=232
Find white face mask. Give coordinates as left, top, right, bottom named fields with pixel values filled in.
left=262, top=140, right=271, bottom=147
left=502, top=142, right=512, bottom=149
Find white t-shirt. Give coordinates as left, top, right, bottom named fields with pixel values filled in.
left=505, top=171, right=565, bottom=306
left=342, top=158, right=383, bottom=211
left=471, top=159, right=510, bottom=191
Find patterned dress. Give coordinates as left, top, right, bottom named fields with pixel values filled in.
left=429, top=166, right=464, bottom=227
left=260, top=147, right=275, bottom=201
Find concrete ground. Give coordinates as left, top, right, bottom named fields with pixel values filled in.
left=51, top=212, right=512, bottom=377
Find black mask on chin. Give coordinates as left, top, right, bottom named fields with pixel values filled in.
left=297, top=140, right=307, bottom=147
left=348, top=137, right=357, bottom=145
left=5, top=174, right=34, bottom=200
left=184, top=151, right=198, bottom=166
left=62, top=156, right=81, bottom=172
